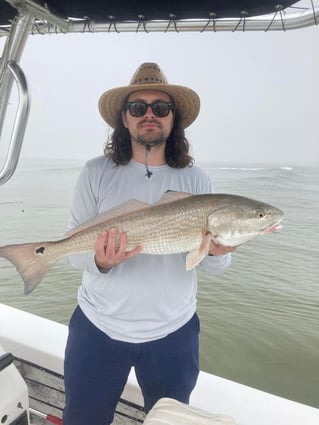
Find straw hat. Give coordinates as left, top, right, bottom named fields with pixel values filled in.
left=98, top=63, right=200, bottom=129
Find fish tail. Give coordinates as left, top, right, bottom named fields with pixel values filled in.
left=0, top=241, right=58, bottom=294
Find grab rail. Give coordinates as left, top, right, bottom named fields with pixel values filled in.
left=0, top=12, right=32, bottom=185
left=0, top=60, right=30, bottom=185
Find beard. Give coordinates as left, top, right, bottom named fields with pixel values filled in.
left=134, top=120, right=167, bottom=148
left=135, top=136, right=166, bottom=148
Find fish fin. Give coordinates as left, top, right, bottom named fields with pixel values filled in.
left=0, top=242, right=57, bottom=294
left=65, top=199, right=151, bottom=237
left=154, top=191, right=193, bottom=206
left=185, top=232, right=212, bottom=270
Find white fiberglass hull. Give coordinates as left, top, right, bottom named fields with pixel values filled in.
left=0, top=303, right=318, bottom=425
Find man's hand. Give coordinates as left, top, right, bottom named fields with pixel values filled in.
left=208, top=241, right=236, bottom=256
left=95, top=228, right=142, bottom=270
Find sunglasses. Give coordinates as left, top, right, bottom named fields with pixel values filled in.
left=125, top=101, right=175, bottom=118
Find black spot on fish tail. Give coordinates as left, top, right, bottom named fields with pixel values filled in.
left=35, top=246, right=45, bottom=254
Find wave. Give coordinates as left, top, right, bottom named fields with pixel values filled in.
left=220, top=166, right=293, bottom=171
left=201, top=165, right=293, bottom=172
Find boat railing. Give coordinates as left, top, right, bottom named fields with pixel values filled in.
left=0, top=60, right=30, bottom=186
left=1, top=0, right=318, bottom=36
left=0, top=1, right=68, bottom=186
left=0, top=12, right=32, bottom=186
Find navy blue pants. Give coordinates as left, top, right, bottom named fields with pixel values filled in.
left=62, top=306, right=200, bottom=425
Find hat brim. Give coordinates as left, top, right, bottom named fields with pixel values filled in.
left=98, top=83, right=200, bottom=129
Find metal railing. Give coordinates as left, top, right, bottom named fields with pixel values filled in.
left=0, top=60, right=30, bottom=185
left=0, top=13, right=32, bottom=185
left=0, top=0, right=318, bottom=36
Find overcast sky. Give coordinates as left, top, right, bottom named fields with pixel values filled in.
left=0, top=26, right=318, bottom=166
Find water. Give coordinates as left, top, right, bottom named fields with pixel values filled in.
left=0, top=159, right=318, bottom=408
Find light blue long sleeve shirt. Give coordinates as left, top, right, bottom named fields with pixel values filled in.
left=68, top=156, right=231, bottom=342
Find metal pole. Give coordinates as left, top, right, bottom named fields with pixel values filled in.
left=0, top=12, right=32, bottom=139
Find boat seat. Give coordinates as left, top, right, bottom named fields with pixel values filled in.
left=143, top=398, right=236, bottom=425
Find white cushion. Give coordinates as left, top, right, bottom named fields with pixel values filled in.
left=143, top=398, right=236, bottom=425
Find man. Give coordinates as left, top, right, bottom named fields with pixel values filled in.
left=63, top=63, right=234, bottom=425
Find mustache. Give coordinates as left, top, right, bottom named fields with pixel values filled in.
left=138, top=119, right=162, bottom=127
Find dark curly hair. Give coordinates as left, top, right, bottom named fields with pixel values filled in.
left=104, top=109, right=194, bottom=168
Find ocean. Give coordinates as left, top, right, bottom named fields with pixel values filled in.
left=0, top=159, right=318, bottom=408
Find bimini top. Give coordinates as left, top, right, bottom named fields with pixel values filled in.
left=0, top=1, right=299, bottom=23
left=1, top=0, right=318, bottom=35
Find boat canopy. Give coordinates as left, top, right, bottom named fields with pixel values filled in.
left=0, top=0, right=302, bottom=24
left=0, top=0, right=318, bottom=35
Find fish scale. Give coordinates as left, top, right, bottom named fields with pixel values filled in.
left=65, top=197, right=208, bottom=255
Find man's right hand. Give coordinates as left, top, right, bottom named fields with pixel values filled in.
left=94, top=228, right=142, bottom=271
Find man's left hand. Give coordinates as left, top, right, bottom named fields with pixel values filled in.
left=208, top=242, right=236, bottom=256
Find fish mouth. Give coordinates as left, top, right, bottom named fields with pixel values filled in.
left=263, top=218, right=283, bottom=234
left=265, top=223, right=282, bottom=233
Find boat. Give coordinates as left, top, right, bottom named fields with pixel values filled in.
left=1, top=1, right=319, bottom=424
